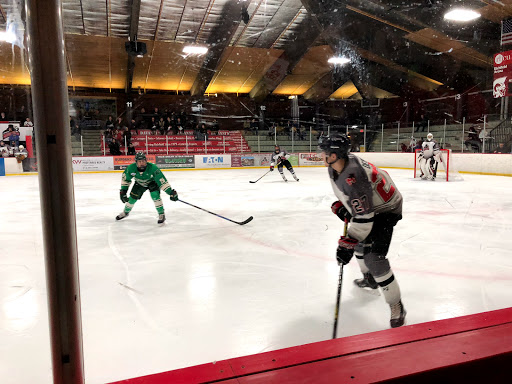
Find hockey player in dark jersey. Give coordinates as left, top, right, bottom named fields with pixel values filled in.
left=270, top=145, right=299, bottom=182
left=318, top=133, right=406, bottom=328
left=116, top=152, right=178, bottom=224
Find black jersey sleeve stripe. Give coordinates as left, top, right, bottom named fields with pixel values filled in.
left=353, top=217, right=375, bottom=223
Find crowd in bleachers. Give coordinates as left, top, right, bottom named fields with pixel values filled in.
left=1, top=107, right=34, bottom=158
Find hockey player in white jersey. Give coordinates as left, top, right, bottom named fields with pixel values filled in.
left=418, top=133, right=442, bottom=181
left=318, top=133, right=406, bottom=328
left=270, top=145, right=299, bottom=182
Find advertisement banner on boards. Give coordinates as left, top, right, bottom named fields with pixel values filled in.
left=299, top=152, right=324, bottom=166
left=287, top=154, right=299, bottom=166
left=231, top=154, right=242, bottom=167
left=0, top=158, right=4, bottom=176
left=113, top=155, right=156, bottom=170
left=195, top=154, right=231, bottom=168
left=72, top=156, right=114, bottom=171
left=155, top=155, right=195, bottom=169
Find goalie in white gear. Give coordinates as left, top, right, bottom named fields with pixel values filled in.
left=418, top=133, right=442, bottom=181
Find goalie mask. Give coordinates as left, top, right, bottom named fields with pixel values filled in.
left=427, top=133, right=433, bottom=141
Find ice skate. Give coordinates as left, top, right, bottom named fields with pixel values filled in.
left=293, top=174, right=299, bottom=181
left=390, top=300, right=406, bottom=328
left=354, top=272, right=379, bottom=289
left=281, top=174, right=288, bottom=182
left=116, top=211, right=129, bottom=221
left=157, top=213, right=166, bottom=224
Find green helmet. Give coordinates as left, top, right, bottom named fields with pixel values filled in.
left=135, top=152, right=146, bottom=161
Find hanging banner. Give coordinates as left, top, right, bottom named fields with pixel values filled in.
left=493, top=50, right=512, bottom=98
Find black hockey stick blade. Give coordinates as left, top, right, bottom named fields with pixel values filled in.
left=238, top=216, right=254, bottom=225
left=249, top=169, right=271, bottom=183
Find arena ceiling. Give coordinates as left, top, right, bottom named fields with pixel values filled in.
left=0, top=0, right=509, bottom=102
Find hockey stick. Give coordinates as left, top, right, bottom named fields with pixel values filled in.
left=249, top=161, right=282, bottom=183
left=178, top=199, right=253, bottom=225
left=332, top=219, right=348, bottom=339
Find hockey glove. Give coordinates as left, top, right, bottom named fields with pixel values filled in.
left=336, top=236, right=358, bottom=265
left=331, top=201, right=352, bottom=221
left=169, top=189, right=178, bottom=201
left=120, top=190, right=129, bottom=203
left=270, top=165, right=274, bottom=172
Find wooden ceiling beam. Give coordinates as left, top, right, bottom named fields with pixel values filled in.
left=125, top=0, right=141, bottom=93
left=190, top=0, right=254, bottom=97
left=249, top=13, right=322, bottom=102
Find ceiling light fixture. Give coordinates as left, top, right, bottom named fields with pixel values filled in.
left=328, top=57, right=350, bottom=65
left=183, top=46, right=208, bottom=55
left=0, top=30, right=16, bottom=43
left=444, top=8, right=480, bottom=22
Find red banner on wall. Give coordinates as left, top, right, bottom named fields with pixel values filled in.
left=493, top=51, right=512, bottom=98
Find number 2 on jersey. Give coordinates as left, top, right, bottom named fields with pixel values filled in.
left=370, top=163, right=395, bottom=202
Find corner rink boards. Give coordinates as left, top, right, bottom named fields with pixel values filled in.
left=1, top=167, right=511, bottom=384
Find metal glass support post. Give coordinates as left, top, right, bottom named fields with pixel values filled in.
left=204, top=136, right=207, bottom=154
left=223, top=136, right=226, bottom=154
left=412, top=122, right=415, bottom=137
left=461, top=117, right=465, bottom=153
left=427, top=120, right=430, bottom=133
left=81, top=135, right=84, bottom=156
left=26, top=0, right=85, bottom=382
left=381, top=123, right=384, bottom=152
left=443, top=119, right=446, bottom=148
left=363, top=124, right=366, bottom=152
left=103, top=135, right=106, bottom=156
left=397, top=122, right=400, bottom=152
left=274, top=125, right=277, bottom=145
left=125, top=135, right=128, bottom=155
left=310, top=127, right=312, bottom=152
left=186, top=135, right=188, bottom=155
left=145, top=135, right=148, bottom=154
left=257, top=134, right=260, bottom=153
left=482, top=114, right=487, bottom=153
left=166, top=136, right=168, bottom=155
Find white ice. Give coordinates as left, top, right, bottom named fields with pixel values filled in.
left=1, top=167, right=512, bottom=384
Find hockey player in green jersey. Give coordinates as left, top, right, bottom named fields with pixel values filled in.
left=116, top=152, right=178, bottom=224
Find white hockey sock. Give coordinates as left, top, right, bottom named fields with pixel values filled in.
left=374, top=269, right=401, bottom=305
left=356, top=256, right=369, bottom=274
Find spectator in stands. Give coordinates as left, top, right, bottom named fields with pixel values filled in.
left=493, top=142, right=509, bottom=153
left=0, top=112, right=7, bottom=121
left=464, top=126, right=481, bottom=152
left=136, top=107, right=148, bottom=129
left=115, top=117, right=124, bottom=130
left=212, top=119, right=219, bottom=133
left=165, top=116, right=174, bottom=134
left=130, top=118, right=139, bottom=131
left=250, top=118, right=258, bottom=134
left=400, top=143, right=408, bottom=152
left=175, top=118, right=184, bottom=134
left=416, top=114, right=428, bottom=132
left=127, top=142, right=136, bottom=155
left=149, top=116, right=158, bottom=135
left=17, top=105, right=27, bottom=122
left=408, top=136, right=416, bottom=152
left=157, top=117, right=166, bottom=135
left=123, top=126, right=132, bottom=145
left=105, top=115, right=115, bottom=130
left=4, top=125, right=20, bottom=147
left=153, top=107, right=160, bottom=120
left=0, top=140, right=9, bottom=157
left=414, top=138, right=423, bottom=152
left=108, top=139, right=122, bottom=156
left=24, top=117, right=33, bottom=127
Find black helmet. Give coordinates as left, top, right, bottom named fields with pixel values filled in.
left=135, top=152, right=146, bottom=161
left=318, top=133, right=350, bottom=159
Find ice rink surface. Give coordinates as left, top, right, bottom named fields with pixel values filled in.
left=1, top=166, right=512, bottom=383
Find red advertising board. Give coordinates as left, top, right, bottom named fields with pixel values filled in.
left=493, top=50, right=512, bottom=98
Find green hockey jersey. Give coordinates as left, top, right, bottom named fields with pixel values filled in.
left=121, top=162, right=173, bottom=195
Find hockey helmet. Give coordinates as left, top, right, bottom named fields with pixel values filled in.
left=427, top=133, right=433, bottom=141
left=274, top=145, right=281, bottom=153
left=135, top=152, right=146, bottom=161
left=318, top=133, right=351, bottom=159
left=19, top=145, right=24, bottom=150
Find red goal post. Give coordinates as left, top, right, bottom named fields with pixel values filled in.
left=414, top=148, right=462, bottom=182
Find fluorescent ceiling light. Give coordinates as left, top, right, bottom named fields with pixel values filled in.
left=0, top=30, right=16, bottom=43
left=328, top=57, right=350, bottom=65
left=444, top=8, right=480, bottom=22
left=183, top=46, right=208, bottom=55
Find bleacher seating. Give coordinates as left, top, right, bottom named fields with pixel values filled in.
left=101, top=129, right=251, bottom=155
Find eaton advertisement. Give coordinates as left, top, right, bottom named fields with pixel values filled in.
left=156, top=155, right=195, bottom=169
left=195, top=155, right=231, bottom=168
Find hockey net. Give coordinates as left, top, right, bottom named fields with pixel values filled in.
left=414, top=149, right=463, bottom=181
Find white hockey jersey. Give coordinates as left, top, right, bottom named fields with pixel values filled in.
left=329, top=154, right=402, bottom=242
left=421, top=140, right=440, bottom=159
left=270, top=150, right=289, bottom=166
